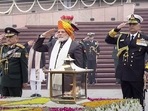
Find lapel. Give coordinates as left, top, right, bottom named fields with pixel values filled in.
left=125, top=34, right=130, bottom=45
left=129, top=32, right=141, bottom=47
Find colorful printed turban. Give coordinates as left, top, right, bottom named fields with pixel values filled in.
left=58, top=15, right=79, bottom=40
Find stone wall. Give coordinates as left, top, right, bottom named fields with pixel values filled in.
left=0, top=3, right=135, bottom=28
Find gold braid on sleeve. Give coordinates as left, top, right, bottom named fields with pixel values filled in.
left=108, top=29, right=118, bottom=38
left=145, top=62, right=148, bottom=69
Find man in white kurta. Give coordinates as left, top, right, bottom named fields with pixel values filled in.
left=24, top=40, right=46, bottom=97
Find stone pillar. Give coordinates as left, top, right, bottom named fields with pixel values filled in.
left=126, top=0, right=132, bottom=3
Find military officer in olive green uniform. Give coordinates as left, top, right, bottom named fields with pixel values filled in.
left=82, top=33, right=100, bottom=85
left=0, top=27, right=28, bottom=97
left=105, top=14, right=148, bottom=109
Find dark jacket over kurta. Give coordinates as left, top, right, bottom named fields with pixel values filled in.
left=33, top=37, right=83, bottom=69
left=33, top=37, right=84, bottom=91
left=105, top=30, right=148, bottom=82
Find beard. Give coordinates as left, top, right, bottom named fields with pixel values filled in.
left=58, top=36, right=69, bottom=42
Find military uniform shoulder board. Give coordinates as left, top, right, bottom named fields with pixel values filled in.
left=95, top=41, right=99, bottom=44
left=95, top=41, right=99, bottom=45
left=120, top=32, right=129, bottom=34
left=3, top=43, right=8, bottom=46
left=16, top=43, right=25, bottom=49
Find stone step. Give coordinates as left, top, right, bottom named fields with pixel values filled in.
left=87, top=83, right=121, bottom=89
left=25, top=83, right=121, bottom=89
left=26, top=82, right=148, bottom=90
left=96, top=73, right=115, bottom=78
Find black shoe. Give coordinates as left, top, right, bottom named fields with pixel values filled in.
left=36, top=94, right=41, bottom=97
left=30, top=94, right=37, bottom=97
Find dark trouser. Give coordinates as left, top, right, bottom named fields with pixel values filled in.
left=1, top=86, right=22, bottom=97
left=116, top=78, right=121, bottom=84
left=121, top=80, right=144, bottom=108
left=113, top=59, right=121, bottom=84
left=63, top=74, right=82, bottom=92
left=87, top=60, right=96, bottom=84
left=63, top=74, right=73, bottom=92
left=80, top=73, right=86, bottom=84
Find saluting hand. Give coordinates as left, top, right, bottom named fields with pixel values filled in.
left=27, top=40, right=35, bottom=47
left=117, top=22, right=127, bottom=29
left=0, top=33, right=5, bottom=41
left=41, top=28, right=57, bottom=38
left=83, top=36, right=89, bottom=41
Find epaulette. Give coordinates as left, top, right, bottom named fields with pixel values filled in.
left=120, top=32, right=129, bottom=34
left=95, top=41, right=99, bottom=43
left=2, top=43, right=8, bottom=46
left=16, top=43, right=25, bottom=49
